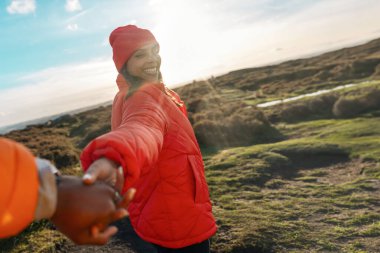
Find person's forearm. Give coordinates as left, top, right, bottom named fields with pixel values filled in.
left=34, top=158, right=58, bottom=220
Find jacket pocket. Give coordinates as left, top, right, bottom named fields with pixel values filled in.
left=187, top=155, right=209, bottom=204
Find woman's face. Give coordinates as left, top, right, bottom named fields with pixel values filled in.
left=126, top=42, right=161, bottom=83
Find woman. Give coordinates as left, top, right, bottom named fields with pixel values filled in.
left=81, top=25, right=217, bottom=252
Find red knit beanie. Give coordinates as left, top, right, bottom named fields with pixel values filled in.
left=109, top=25, right=158, bottom=71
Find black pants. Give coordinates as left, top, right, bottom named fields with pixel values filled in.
left=153, top=239, right=210, bottom=253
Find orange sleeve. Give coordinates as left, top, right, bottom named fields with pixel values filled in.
left=0, top=138, right=39, bottom=238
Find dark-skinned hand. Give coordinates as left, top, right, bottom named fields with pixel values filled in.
left=50, top=175, right=135, bottom=245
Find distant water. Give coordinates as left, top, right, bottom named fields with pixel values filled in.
left=257, top=83, right=360, bottom=108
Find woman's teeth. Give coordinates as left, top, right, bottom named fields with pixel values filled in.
left=144, top=68, right=157, bottom=74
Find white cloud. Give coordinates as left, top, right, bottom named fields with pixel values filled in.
left=0, top=59, right=118, bottom=127
left=65, top=0, right=82, bottom=12
left=6, top=0, right=36, bottom=15
left=66, top=23, right=79, bottom=31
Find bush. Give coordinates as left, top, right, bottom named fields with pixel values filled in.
left=307, top=94, right=338, bottom=115
left=45, top=144, right=79, bottom=168
left=193, top=119, right=228, bottom=147
left=333, top=88, right=380, bottom=118
left=6, top=128, right=80, bottom=169
left=193, top=110, right=223, bottom=123
left=193, top=109, right=283, bottom=148
left=360, top=88, right=380, bottom=109
left=78, top=124, right=111, bottom=148
left=280, top=104, right=311, bottom=122
left=51, top=114, right=79, bottom=127
left=225, top=115, right=270, bottom=145
left=177, top=80, right=283, bottom=147
left=279, top=94, right=338, bottom=122
left=186, top=96, right=221, bottom=113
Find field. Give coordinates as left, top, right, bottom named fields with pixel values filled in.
left=1, top=38, right=380, bottom=253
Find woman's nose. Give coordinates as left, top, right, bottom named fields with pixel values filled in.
left=148, top=53, right=159, bottom=62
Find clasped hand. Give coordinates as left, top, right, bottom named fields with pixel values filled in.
left=50, top=158, right=133, bottom=245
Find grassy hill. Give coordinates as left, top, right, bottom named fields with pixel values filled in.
left=1, top=38, right=380, bottom=253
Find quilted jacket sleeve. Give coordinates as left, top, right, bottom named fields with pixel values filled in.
left=0, top=138, right=39, bottom=238
left=80, top=84, right=169, bottom=193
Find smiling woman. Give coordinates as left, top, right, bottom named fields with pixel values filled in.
left=80, top=24, right=217, bottom=252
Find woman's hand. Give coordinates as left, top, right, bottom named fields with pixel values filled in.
left=82, top=158, right=124, bottom=192
left=51, top=176, right=130, bottom=245
left=82, top=158, right=134, bottom=211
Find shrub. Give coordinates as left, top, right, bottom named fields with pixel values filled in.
left=193, top=119, right=228, bottom=147
left=332, top=88, right=380, bottom=118
left=268, top=87, right=379, bottom=122
left=193, top=110, right=223, bottom=123
left=280, top=104, right=311, bottom=122
left=78, top=124, right=111, bottom=148
left=51, top=114, right=79, bottom=127
left=225, top=115, right=270, bottom=145
left=360, top=88, right=380, bottom=109
left=307, top=94, right=338, bottom=115
left=193, top=108, right=283, bottom=148
left=6, top=128, right=80, bottom=169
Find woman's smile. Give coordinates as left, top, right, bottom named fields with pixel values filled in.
left=143, top=67, right=158, bottom=75
left=126, top=42, right=161, bottom=82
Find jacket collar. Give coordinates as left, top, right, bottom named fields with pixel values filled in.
left=116, top=73, right=129, bottom=91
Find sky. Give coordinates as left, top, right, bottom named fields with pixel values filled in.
left=1, top=0, right=380, bottom=128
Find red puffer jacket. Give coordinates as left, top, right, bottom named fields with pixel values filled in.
left=80, top=82, right=217, bottom=248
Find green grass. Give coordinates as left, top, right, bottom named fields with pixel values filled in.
left=0, top=221, right=64, bottom=253
left=205, top=112, right=380, bottom=252
left=279, top=117, right=380, bottom=162
left=2, top=112, right=379, bottom=252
